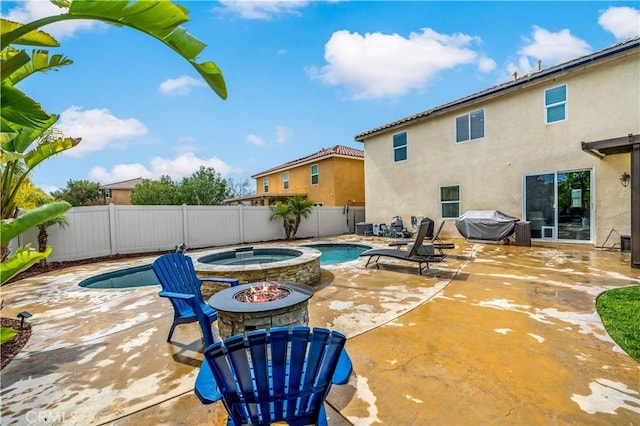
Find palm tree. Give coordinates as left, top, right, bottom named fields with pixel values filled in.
left=36, top=214, right=68, bottom=258
left=288, top=196, right=315, bottom=239
left=269, top=202, right=293, bottom=240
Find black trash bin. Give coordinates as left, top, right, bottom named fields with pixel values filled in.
left=620, top=235, right=631, bottom=252
left=515, top=222, right=531, bottom=247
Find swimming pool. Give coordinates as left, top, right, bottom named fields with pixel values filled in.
left=78, top=264, right=158, bottom=289
left=304, top=243, right=371, bottom=265
left=79, top=243, right=371, bottom=289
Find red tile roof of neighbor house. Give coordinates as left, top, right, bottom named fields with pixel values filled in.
left=100, top=177, right=144, bottom=190
left=251, top=145, right=364, bottom=178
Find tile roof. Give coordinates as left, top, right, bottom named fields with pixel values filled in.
left=355, top=36, right=640, bottom=141
left=100, top=177, right=144, bottom=190
left=251, top=145, right=364, bottom=178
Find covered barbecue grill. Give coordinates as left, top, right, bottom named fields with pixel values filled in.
left=455, top=210, right=519, bottom=241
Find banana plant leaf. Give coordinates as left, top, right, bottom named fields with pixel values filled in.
left=3, top=49, right=73, bottom=86
left=1, top=114, right=58, bottom=153
left=1, top=201, right=71, bottom=245
left=0, top=82, right=51, bottom=131
left=1, top=1, right=226, bottom=100
left=24, top=137, right=81, bottom=169
left=1, top=244, right=53, bottom=284
left=1, top=327, right=18, bottom=344
left=0, top=19, right=59, bottom=47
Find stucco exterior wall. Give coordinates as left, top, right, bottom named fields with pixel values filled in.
left=332, top=157, right=365, bottom=206
left=107, top=189, right=133, bottom=205
left=254, top=157, right=364, bottom=207
left=362, top=50, right=639, bottom=245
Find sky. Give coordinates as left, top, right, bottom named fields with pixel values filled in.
left=2, top=1, right=639, bottom=194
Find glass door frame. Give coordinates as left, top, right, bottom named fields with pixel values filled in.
left=523, top=168, right=593, bottom=243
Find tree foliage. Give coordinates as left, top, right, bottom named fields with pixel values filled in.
left=131, top=176, right=180, bottom=205
left=51, top=179, right=102, bottom=206
left=131, top=168, right=230, bottom=205
left=226, top=177, right=253, bottom=199
left=180, top=166, right=230, bottom=205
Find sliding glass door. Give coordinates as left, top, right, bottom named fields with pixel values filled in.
left=524, top=169, right=592, bottom=241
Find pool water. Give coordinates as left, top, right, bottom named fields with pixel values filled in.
left=79, top=264, right=158, bottom=289
left=304, top=243, right=371, bottom=265
left=198, top=248, right=300, bottom=266
left=79, top=243, right=371, bottom=289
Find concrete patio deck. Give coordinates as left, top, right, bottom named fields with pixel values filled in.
left=1, top=236, right=639, bottom=425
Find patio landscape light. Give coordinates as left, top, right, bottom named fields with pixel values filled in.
left=620, top=172, right=631, bottom=187
left=17, top=311, right=32, bottom=329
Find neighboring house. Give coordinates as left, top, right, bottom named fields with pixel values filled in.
left=225, top=145, right=365, bottom=207
left=100, top=177, right=144, bottom=205
left=355, top=37, right=639, bottom=268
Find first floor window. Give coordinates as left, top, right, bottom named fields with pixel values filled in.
left=440, top=185, right=460, bottom=218
left=455, top=109, right=484, bottom=143
left=393, top=132, right=407, bottom=162
left=545, top=85, right=567, bottom=124
left=103, top=189, right=111, bottom=198
left=283, top=172, right=289, bottom=190
left=311, top=164, right=319, bottom=185
left=263, top=177, right=269, bottom=193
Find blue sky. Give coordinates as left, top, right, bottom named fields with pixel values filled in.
left=3, top=1, right=639, bottom=193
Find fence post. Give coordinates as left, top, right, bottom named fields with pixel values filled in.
left=182, top=204, right=189, bottom=247
left=239, top=205, right=245, bottom=244
left=109, top=203, right=117, bottom=255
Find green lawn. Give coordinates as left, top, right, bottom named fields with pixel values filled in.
left=596, top=285, right=640, bottom=362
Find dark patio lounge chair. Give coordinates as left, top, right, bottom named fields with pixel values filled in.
left=389, top=218, right=455, bottom=250
left=359, top=220, right=447, bottom=275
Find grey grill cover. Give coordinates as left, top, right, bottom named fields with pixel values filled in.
left=455, top=210, right=519, bottom=241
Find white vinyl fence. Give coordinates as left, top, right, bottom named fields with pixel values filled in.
left=17, top=204, right=366, bottom=262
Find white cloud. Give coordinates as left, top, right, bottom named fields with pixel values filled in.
left=217, top=0, right=309, bottom=19
left=58, top=107, right=148, bottom=157
left=599, top=7, right=640, bottom=39
left=88, top=152, right=242, bottom=184
left=504, top=26, right=591, bottom=79
left=159, top=75, right=206, bottom=95
left=307, top=28, right=489, bottom=99
left=247, top=126, right=293, bottom=147
left=1, top=0, right=102, bottom=39
left=275, top=126, right=293, bottom=144
left=520, top=26, right=591, bottom=65
left=247, top=134, right=267, bottom=146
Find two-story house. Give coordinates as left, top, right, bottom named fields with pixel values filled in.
left=355, top=37, right=639, bottom=268
left=100, top=177, right=144, bottom=205
left=226, top=145, right=364, bottom=207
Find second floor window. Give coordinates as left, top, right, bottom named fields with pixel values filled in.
left=263, top=177, right=269, bottom=193
left=393, top=132, right=407, bottom=162
left=440, top=185, right=460, bottom=218
left=456, top=109, right=484, bottom=143
left=545, top=84, right=567, bottom=124
left=283, top=172, right=289, bottom=190
left=311, top=164, right=319, bottom=185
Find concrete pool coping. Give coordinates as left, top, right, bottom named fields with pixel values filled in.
left=1, top=235, right=639, bottom=425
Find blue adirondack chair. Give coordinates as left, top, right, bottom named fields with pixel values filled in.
left=151, top=253, right=239, bottom=347
left=194, top=326, right=353, bottom=426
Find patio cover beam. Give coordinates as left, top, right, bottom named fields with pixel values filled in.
left=582, top=133, right=639, bottom=268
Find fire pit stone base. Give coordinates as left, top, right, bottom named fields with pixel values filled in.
left=217, top=301, right=310, bottom=340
